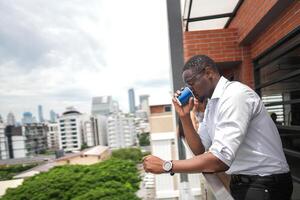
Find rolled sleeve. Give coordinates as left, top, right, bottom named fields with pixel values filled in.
left=209, top=90, right=254, bottom=167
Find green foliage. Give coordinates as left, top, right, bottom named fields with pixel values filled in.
left=0, top=164, right=37, bottom=181
left=80, top=143, right=88, bottom=150
left=138, top=132, right=150, bottom=146
left=111, top=148, right=143, bottom=164
left=1, top=159, right=141, bottom=200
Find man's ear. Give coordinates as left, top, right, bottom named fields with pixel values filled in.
left=205, top=67, right=214, bottom=80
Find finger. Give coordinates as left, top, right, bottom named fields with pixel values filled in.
left=194, top=98, right=199, bottom=105
left=193, top=98, right=199, bottom=110
left=172, top=97, right=180, bottom=107
left=188, top=97, right=194, bottom=110
left=142, top=155, right=149, bottom=162
left=175, top=90, right=181, bottom=97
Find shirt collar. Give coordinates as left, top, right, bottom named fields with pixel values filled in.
left=210, top=76, right=229, bottom=99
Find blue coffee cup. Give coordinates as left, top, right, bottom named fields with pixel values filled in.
left=175, top=87, right=194, bottom=106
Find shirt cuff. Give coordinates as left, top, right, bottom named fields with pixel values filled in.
left=209, top=142, right=233, bottom=167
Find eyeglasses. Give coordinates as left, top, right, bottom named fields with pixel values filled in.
left=184, top=68, right=205, bottom=88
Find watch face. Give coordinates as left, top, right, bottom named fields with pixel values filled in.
left=163, top=161, right=172, bottom=171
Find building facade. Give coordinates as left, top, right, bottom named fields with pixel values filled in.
left=58, top=108, right=84, bottom=152
left=149, top=104, right=202, bottom=199
left=107, top=112, right=137, bottom=149
left=91, top=96, right=115, bottom=116
left=46, top=122, right=59, bottom=151
left=0, top=121, right=8, bottom=159
left=24, top=123, right=48, bottom=155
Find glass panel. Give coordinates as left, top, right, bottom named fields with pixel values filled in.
left=188, top=17, right=230, bottom=31
left=259, top=46, right=300, bottom=85
left=261, top=75, right=300, bottom=126
left=190, top=0, right=238, bottom=18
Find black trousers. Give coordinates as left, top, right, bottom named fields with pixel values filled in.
left=230, top=172, right=293, bottom=200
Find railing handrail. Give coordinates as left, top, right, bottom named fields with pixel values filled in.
left=202, top=173, right=234, bottom=200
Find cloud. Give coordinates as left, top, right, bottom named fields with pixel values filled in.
left=0, top=0, right=172, bottom=121
left=0, top=0, right=106, bottom=71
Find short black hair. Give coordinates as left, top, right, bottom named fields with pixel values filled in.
left=182, top=55, right=219, bottom=74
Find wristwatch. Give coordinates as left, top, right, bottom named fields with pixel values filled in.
left=163, top=160, right=175, bottom=176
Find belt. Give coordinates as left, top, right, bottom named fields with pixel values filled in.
left=231, top=172, right=291, bottom=184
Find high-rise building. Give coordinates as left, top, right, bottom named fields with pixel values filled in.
left=0, top=120, right=8, bottom=159
left=91, top=115, right=108, bottom=146
left=128, top=88, right=136, bottom=113
left=58, top=107, right=100, bottom=152
left=58, top=107, right=83, bottom=152
left=91, top=96, right=114, bottom=116
left=5, top=126, right=27, bottom=158
left=49, top=110, right=57, bottom=123
left=24, top=123, right=48, bottom=155
left=38, top=105, right=44, bottom=123
left=46, top=122, right=59, bottom=150
left=107, top=112, right=136, bottom=149
left=139, top=95, right=149, bottom=110
left=22, top=112, right=36, bottom=124
left=6, top=112, right=16, bottom=126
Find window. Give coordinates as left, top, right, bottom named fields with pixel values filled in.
left=164, top=105, right=172, bottom=112
left=254, top=32, right=300, bottom=184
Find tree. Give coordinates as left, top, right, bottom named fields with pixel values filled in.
left=138, top=132, right=150, bottom=146
left=111, top=148, right=143, bottom=164
left=0, top=164, right=37, bottom=181
left=1, top=159, right=141, bottom=200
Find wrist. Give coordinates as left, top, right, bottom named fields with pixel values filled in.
left=180, top=113, right=191, bottom=120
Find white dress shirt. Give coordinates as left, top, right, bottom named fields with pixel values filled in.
left=198, top=76, right=290, bottom=176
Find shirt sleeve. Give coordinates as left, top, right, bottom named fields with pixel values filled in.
left=209, top=89, right=254, bottom=167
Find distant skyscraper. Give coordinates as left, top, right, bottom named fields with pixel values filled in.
left=38, top=105, right=44, bottom=123
left=128, top=88, right=136, bottom=113
left=91, top=96, right=114, bottom=116
left=0, top=115, right=3, bottom=123
left=50, top=110, right=57, bottom=122
left=22, top=112, right=36, bottom=124
left=139, top=95, right=150, bottom=116
left=7, top=112, right=16, bottom=126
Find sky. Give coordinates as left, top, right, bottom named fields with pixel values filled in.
left=0, top=0, right=175, bottom=121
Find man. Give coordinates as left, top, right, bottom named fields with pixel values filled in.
left=143, top=55, right=293, bottom=200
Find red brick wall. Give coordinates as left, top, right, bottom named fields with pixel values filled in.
left=150, top=105, right=171, bottom=114
left=183, top=29, right=242, bottom=62
left=250, top=1, right=300, bottom=59
left=228, top=0, right=278, bottom=44
left=182, top=1, right=300, bottom=88
left=183, top=29, right=254, bottom=87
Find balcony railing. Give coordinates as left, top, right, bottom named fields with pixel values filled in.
left=202, top=173, right=233, bottom=200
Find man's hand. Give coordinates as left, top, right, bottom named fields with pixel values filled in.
left=142, top=155, right=165, bottom=174
left=172, top=89, right=194, bottom=117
